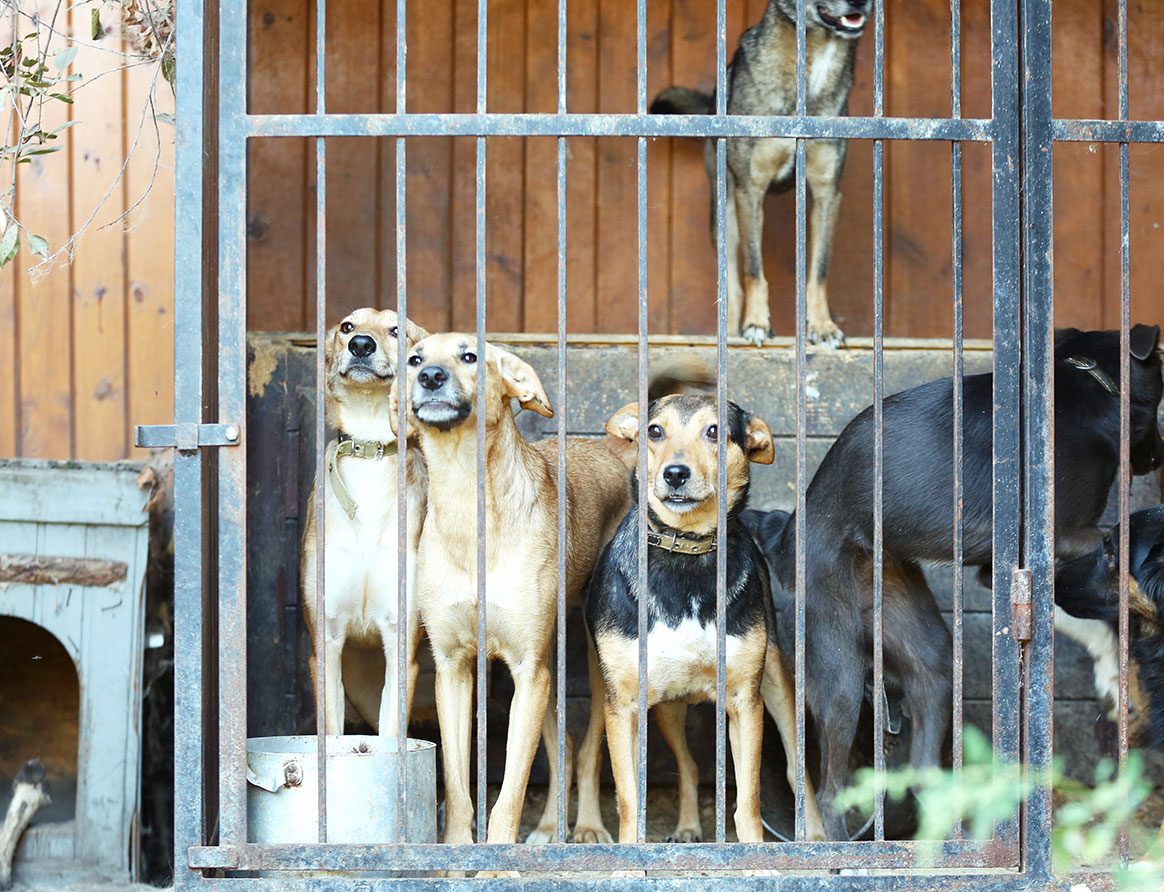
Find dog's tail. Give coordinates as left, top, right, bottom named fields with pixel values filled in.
left=647, top=354, right=717, bottom=401
left=649, top=86, right=715, bottom=117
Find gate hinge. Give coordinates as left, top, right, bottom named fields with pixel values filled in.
left=1010, top=567, right=1032, bottom=643
left=134, top=422, right=241, bottom=453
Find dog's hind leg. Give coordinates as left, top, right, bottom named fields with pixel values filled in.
left=526, top=683, right=575, bottom=843
left=573, top=636, right=613, bottom=843
left=811, top=644, right=865, bottom=840
left=883, top=566, right=952, bottom=776
left=804, top=140, right=846, bottom=348
left=433, top=652, right=476, bottom=844
left=653, top=703, right=703, bottom=842
left=760, top=644, right=826, bottom=841
left=485, top=656, right=552, bottom=843
left=734, top=180, right=773, bottom=346
left=324, top=631, right=348, bottom=736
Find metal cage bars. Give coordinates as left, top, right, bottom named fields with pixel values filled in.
left=167, top=0, right=1157, bottom=886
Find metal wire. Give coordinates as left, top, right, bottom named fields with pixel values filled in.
left=475, top=0, right=488, bottom=845
left=714, top=0, right=728, bottom=848
left=555, top=0, right=568, bottom=840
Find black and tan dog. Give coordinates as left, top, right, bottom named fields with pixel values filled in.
left=584, top=394, right=826, bottom=843
left=651, top=0, right=870, bottom=347
left=774, top=325, right=1163, bottom=839
left=1056, top=504, right=1164, bottom=847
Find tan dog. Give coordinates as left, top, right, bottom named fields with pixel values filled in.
left=581, top=395, right=826, bottom=843
left=301, top=307, right=428, bottom=737
left=391, top=333, right=633, bottom=847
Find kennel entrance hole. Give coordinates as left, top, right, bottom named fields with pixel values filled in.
left=0, top=616, right=78, bottom=826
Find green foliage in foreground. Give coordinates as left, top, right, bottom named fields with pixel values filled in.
left=836, top=725, right=1162, bottom=889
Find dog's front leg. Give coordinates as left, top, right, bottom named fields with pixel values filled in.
left=433, top=652, right=476, bottom=843
left=573, top=637, right=613, bottom=843
left=653, top=703, right=702, bottom=842
left=485, top=657, right=552, bottom=843
left=734, top=182, right=773, bottom=346
left=726, top=687, right=765, bottom=843
left=604, top=694, right=641, bottom=843
left=323, top=628, right=347, bottom=736
left=804, top=141, right=846, bottom=348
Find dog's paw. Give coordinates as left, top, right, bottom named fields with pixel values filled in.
left=740, top=324, right=772, bottom=347
left=572, top=824, right=614, bottom=844
left=665, top=828, right=702, bottom=843
left=524, top=826, right=557, bottom=844
left=807, top=319, right=845, bottom=349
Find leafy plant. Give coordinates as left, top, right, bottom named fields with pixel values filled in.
left=837, top=725, right=1162, bottom=890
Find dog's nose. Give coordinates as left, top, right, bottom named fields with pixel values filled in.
left=662, top=464, right=691, bottom=488
left=348, top=335, right=376, bottom=358
left=418, top=365, right=449, bottom=391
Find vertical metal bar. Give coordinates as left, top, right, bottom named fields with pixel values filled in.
left=635, top=0, right=649, bottom=846
left=313, top=0, right=328, bottom=847
left=395, top=0, right=410, bottom=843
left=870, top=0, right=886, bottom=843
left=793, top=0, right=809, bottom=848
left=216, top=0, right=248, bottom=848
left=714, top=0, right=728, bottom=849
left=555, top=0, right=568, bottom=845
left=475, top=0, right=488, bottom=841
left=1116, top=0, right=1131, bottom=863
left=949, top=0, right=965, bottom=841
left=1016, top=0, right=1053, bottom=874
left=172, top=0, right=206, bottom=880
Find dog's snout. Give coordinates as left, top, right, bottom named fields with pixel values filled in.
left=662, top=464, right=691, bottom=488
left=418, top=365, right=449, bottom=391
left=348, top=335, right=377, bottom=358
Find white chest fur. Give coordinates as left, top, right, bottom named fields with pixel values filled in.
left=620, top=618, right=745, bottom=706
left=809, top=41, right=839, bottom=99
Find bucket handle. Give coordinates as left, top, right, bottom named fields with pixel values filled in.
left=246, top=757, right=302, bottom=792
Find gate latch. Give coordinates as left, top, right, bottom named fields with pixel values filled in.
left=134, top=423, right=241, bottom=453
left=1010, top=567, right=1032, bottom=643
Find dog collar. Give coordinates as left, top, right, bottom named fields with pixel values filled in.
left=645, top=527, right=717, bottom=555
left=1065, top=356, right=1118, bottom=395
left=327, top=435, right=398, bottom=520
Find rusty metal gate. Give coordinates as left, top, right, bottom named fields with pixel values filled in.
left=145, top=0, right=1159, bottom=887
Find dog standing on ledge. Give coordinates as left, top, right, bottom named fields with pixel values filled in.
left=651, top=0, right=870, bottom=347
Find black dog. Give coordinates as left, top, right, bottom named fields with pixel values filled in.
left=1056, top=504, right=1164, bottom=747
left=582, top=394, right=827, bottom=843
left=767, top=325, right=1163, bottom=839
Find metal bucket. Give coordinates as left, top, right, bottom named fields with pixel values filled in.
left=246, top=735, right=437, bottom=861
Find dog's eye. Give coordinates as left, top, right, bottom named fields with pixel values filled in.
left=706, top=425, right=718, bottom=442
left=408, top=355, right=422, bottom=367
left=462, top=352, right=477, bottom=364
left=340, top=321, right=354, bottom=334
left=389, top=326, right=398, bottom=338
left=647, top=424, right=664, bottom=441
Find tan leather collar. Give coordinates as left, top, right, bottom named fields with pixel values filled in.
left=645, top=525, right=717, bottom=555
left=327, top=435, right=397, bottom=520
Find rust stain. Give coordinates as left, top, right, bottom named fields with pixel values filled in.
left=249, top=338, right=281, bottom=398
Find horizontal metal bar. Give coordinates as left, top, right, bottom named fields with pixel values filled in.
left=241, top=112, right=993, bottom=141
left=188, top=839, right=1016, bottom=873
left=134, top=422, right=240, bottom=450
left=1053, top=118, right=1164, bottom=142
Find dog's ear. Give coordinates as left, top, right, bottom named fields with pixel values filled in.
left=324, top=324, right=340, bottom=370
left=494, top=348, right=554, bottom=417
left=388, top=377, right=415, bottom=440
left=1130, top=323, right=1160, bottom=361
left=403, top=317, right=429, bottom=345
left=606, top=403, right=641, bottom=441
left=744, top=413, right=775, bottom=465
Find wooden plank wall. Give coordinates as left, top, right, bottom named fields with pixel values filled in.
left=0, top=6, right=174, bottom=461
left=245, top=0, right=1164, bottom=339
left=5, top=0, right=1164, bottom=460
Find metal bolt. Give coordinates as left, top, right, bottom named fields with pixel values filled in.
left=225, top=424, right=240, bottom=442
